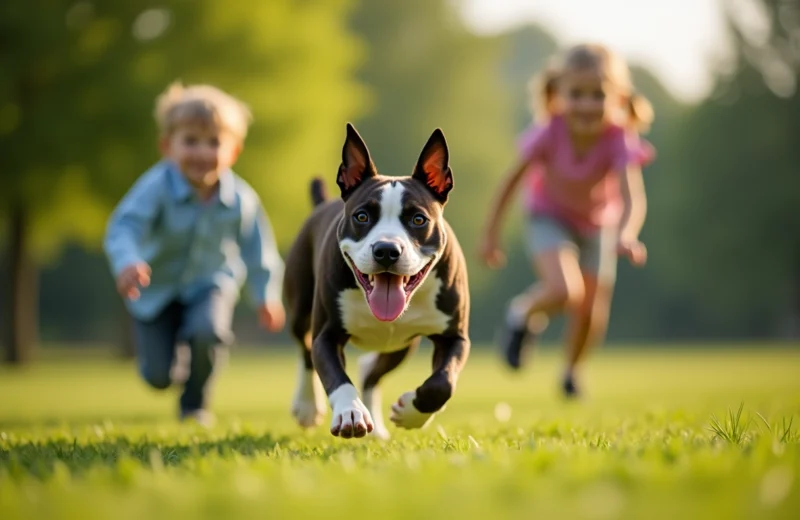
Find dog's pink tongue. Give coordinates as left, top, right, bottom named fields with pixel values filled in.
left=368, top=273, right=405, bottom=321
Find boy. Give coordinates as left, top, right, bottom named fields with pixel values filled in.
left=104, top=82, right=285, bottom=426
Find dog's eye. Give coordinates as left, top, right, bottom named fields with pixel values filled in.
left=410, top=214, right=428, bottom=227
left=353, top=210, right=369, bottom=224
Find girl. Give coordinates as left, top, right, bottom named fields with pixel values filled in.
left=480, top=43, right=655, bottom=398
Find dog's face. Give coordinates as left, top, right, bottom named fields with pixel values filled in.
left=335, top=123, right=454, bottom=322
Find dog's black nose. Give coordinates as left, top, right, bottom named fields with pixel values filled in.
left=372, top=241, right=403, bottom=268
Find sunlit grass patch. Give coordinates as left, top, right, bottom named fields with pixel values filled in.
left=1, top=346, right=798, bottom=519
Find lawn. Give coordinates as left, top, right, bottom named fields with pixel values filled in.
left=1, top=344, right=799, bottom=519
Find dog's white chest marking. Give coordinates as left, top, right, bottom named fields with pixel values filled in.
left=338, top=275, right=450, bottom=353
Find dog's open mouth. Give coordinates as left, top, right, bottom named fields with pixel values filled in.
left=344, top=254, right=433, bottom=322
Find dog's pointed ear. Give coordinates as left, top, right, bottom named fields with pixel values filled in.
left=412, top=128, right=453, bottom=204
left=337, top=123, right=377, bottom=200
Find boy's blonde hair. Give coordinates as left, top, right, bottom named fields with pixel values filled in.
left=154, top=81, right=253, bottom=142
left=529, top=43, right=654, bottom=133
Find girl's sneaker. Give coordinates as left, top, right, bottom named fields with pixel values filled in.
left=561, top=373, right=581, bottom=399
left=497, top=305, right=536, bottom=370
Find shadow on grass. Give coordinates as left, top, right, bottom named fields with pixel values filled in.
left=0, top=414, right=177, bottom=429
left=1, top=431, right=293, bottom=479
left=0, top=409, right=291, bottom=429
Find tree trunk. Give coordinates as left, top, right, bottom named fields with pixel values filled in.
left=4, top=204, right=38, bottom=365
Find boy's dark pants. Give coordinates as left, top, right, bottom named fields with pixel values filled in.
left=132, top=289, right=235, bottom=415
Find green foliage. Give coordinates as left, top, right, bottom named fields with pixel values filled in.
left=709, top=402, right=751, bottom=445
left=4, top=0, right=799, bottom=343
left=647, top=0, right=800, bottom=337
left=756, top=412, right=798, bottom=444
left=179, top=0, right=368, bottom=250
left=1, top=348, right=799, bottom=519
left=348, top=0, right=518, bottom=300
left=498, top=24, right=560, bottom=133
left=0, top=0, right=365, bottom=261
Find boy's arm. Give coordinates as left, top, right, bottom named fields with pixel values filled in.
left=103, top=175, right=161, bottom=277
left=619, top=165, right=648, bottom=241
left=239, top=198, right=285, bottom=308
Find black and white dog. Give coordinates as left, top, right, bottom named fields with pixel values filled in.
left=282, top=123, right=470, bottom=440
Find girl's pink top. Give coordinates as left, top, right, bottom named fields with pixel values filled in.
left=517, top=115, right=655, bottom=235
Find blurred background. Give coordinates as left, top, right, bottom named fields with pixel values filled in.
left=1, top=0, right=798, bottom=365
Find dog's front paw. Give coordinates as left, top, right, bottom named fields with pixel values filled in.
left=390, top=391, right=436, bottom=430
left=331, top=402, right=374, bottom=438
left=329, top=384, right=374, bottom=439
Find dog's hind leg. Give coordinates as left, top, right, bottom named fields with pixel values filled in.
left=358, top=339, right=419, bottom=440
left=289, top=318, right=327, bottom=429
left=285, top=236, right=327, bottom=429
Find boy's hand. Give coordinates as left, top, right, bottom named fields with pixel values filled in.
left=258, top=301, right=286, bottom=332
left=479, top=235, right=506, bottom=269
left=116, top=262, right=151, bottom=300
left=617, top=237, right=647, bottom=267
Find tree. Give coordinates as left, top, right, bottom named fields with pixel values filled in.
left=348, top=0, right=523, bottom=341
left=0, top=0, right=365, bottom=363
left=651, top=0, right=800, bottom=338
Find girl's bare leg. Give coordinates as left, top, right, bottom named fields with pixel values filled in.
left=561, top=272, right=614, bottom=397
left=499, top=246, right=585, bottom=369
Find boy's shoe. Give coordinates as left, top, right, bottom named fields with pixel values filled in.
left=180, top=408, right=216, bottom=428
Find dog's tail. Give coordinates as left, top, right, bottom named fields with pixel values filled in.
left=310, top=176, right=328, bottom=207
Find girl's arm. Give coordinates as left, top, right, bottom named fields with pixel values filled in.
left=618, top=165, right=647, bottom=241
left=483, top=156, right=531, bottom=242
left=481, top=123, right=548, bottom=267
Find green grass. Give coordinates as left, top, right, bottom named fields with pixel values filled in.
left=1, top=345, right=799, bottom=519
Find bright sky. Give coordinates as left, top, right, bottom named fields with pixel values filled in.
left=458, top=0, right=733, bottom=103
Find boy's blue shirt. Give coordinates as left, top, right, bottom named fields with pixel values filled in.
left=104, top=159, right=284, bottom=321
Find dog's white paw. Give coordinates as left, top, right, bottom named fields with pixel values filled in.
left=329, top=384, right=374, bottom=439
left=390, top=391, right=436, bottom=430
left=291, top=366, right=327, bottom=429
